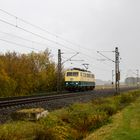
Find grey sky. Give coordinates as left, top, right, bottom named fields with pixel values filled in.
left=0, top=0, right=140, bottom=81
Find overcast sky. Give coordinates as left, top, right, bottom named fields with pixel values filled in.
left=0, top=0, right=140, bottom=81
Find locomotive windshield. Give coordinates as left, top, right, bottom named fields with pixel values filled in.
left=67, top=72, right=79, bottom=77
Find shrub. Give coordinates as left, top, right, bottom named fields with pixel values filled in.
left=40, top=126, right=78, bottom=140
left=120, top=93, right=133, bottom=104
left=96, top=103, right=118, bottom=116
left=0, top=121, right=44, bottom=140
left=39, top=113, right=65, bottom=128
left=131, top=90, right=140, bottom=97
left=62, top=103, right=108, bottom=138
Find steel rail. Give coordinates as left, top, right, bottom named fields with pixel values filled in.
left=0, top=86, right=137, bottom=109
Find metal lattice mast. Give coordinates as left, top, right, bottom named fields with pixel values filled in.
left=115, top=47, right=120, bottom=95
left=57, top=49, right=62, bottom=93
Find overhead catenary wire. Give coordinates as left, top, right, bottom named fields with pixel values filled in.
left=0, top=18, right=78, bottom=52
left=0, top=18, right=113, bottom=72
left=0, top=38, right=40, bottom=51
left=0, top=36, right=113, bottom=73
left=0, top=9, right=113, bottom=63
left=0, top=9, right=60, bottom=38
left=0, top=9, right=114, bottom=73
left=0, top=30, right=53, bottom=48
left=0, top=18, right=100, bottom=62
left=97, top=51, right=115, bottom=63
left=0, top=17, right=98, bottom=60
left=0, top=8, right=98, bottom=54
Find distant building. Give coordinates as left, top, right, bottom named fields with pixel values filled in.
left=125, top=77, right=140, bottom=85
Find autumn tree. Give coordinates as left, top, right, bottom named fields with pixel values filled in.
left=0, top=49, right=58, bottom=97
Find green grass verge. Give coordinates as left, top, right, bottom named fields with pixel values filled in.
left=85, top=93, right=140, bottom=140
left=105, top=97, right=140, bottom=140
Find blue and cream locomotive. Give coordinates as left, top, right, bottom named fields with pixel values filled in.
left=65, top=68, right=95, bottom=91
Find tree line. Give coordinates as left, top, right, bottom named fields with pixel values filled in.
left=0, top=49, right=59, bottom=97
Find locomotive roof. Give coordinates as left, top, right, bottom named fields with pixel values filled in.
left=69, top=68, right=91, bottom=73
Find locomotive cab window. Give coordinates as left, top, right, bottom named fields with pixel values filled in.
left=73, top=72, right=78, bottom=76
left=67, top=72, right=72, bottom=76
left=67, top=72, right=79, bottom=76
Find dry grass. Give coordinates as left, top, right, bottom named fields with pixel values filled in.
left=84, top=112, right=122, bottom=140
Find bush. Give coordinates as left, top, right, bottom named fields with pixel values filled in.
left=0, top=121, right=44, bottom=140
left=39, top=112, right=78, bottom=140
left=120, top=93, right=133, bottom=104
left=63, top=103, right=108, bottom=138
left=40, top=126, right=78, bottom=140
left=131, top=90, right=140, bottom=97
left=96, top=103, right=118, bottom=116
left=39, top=103, right=109, bottom=139
left=39, top=113, right=65, bottom=128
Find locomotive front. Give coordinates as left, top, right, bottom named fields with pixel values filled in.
left=65, top=68, right=95, bottom=91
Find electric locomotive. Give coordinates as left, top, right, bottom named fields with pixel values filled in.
left=65, top=68, right=95, bottom=91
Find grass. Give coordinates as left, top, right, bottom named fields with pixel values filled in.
left=0, top=90, right=140, bottom=140
left=85, top=94, right=140, bottom=140
left=106, top=98, right=140, bottom=140
left=0, top=121, right=44, bottom=140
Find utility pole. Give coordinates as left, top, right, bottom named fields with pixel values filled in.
left=97, top=48, right=121, bottom=94
left=57, top=49, right=62, bottom=93
left=115, top=47, right=120, bottom=95
left=57, top=49, right=80, bottom=93
left=136, top=69, right=139, bottom=88
left=112, top=70, right=114, bottom=88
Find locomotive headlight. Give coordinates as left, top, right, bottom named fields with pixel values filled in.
left=76, top=82, right=78, bottom=85
left=66, top=82, right=68, bottom=85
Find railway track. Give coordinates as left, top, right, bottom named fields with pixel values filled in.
left=0, top=92, right=87, bottom=108
left=0, top=86, right=138, bottom=124
left=0, top=86, right=137, bottom=108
